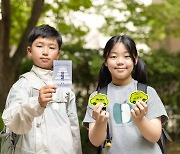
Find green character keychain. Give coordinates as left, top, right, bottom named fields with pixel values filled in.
left=129, top=90, right=149, bottom=105
left=89, top=93, right=111, bottom=147
left=89, top=93, right=109, bottom=107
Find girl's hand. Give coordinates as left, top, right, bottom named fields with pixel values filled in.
left=38, top=85, right=57, bottom=107
left=131, top=101, right=148, bottom=121
left=89, top=104, right=109, bottom=147
left=92, top=104, right=109, bottom=124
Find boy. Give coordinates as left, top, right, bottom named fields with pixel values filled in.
left=2, top=24, right=82, bottom=154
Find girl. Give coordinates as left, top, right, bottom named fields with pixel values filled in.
left=83, top=35, right=168, bottom=154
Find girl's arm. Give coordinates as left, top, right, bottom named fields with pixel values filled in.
left=88, top=104, right=109, bottom=147
left=131, top=101, right=162, bottom=143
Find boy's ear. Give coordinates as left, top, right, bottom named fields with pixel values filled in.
left=27, top=46, right=32, bottom=57
left=56, top=51, right=61, bottom=59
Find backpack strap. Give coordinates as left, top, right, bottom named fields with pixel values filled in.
left=97, top=86, right=112, bottom=154
left=98, top=87, right=107, bottom=95
left=137, top=82, right=147, bottom=93
left=137, top=82, right=173, bottom=154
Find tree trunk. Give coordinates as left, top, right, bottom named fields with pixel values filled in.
left=0, top=0, right=11, bottom=112
left=0, top=0, right=44, bottom=113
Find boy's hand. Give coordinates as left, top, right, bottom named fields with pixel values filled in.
left=131, top=101, right=148, bottom=121
left=38, top=85, right=57, bottom=107
left=92, top=104, right=109, bottom=124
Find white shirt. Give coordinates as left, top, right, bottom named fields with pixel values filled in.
left=2, top=65, right=82, bottom=154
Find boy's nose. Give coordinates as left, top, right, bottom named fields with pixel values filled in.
left=42, top=47, right=48, bottom=55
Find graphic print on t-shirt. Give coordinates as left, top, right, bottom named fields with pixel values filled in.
left=113, top=101, right=133, bottom=124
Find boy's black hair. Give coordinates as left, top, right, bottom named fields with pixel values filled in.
left=97, top=35, right=148, bottom=90
left=28, top=24, right=62, bottom=50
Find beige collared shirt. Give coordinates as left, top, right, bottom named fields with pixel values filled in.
left=2, top=65, right=82, bottom=154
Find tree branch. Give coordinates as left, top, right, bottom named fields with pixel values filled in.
left=12, top=0, right=44, bottom=70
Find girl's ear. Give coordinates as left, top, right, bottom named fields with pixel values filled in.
left=27, top=46, right=32, bottom=57
left=135, top=57, right=138, bottom=65
left=104, top=60, right=108, bottom=66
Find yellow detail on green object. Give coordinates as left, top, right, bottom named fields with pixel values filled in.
left=129, top=90, right=149, bottom=104
left=89, top=93, right=109, bottom=107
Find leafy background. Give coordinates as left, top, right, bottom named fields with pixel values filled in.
left=0, top=0, right=179, bottom=153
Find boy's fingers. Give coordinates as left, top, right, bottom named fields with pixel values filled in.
left=45, top=85, right=57, bottom=89
left=40, top=86, right=56, bottom=94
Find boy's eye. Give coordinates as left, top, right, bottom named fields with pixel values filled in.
left=125, top=55, right=131, bottom=58
left=50, top=47, right=55, bottom=50
left=36, top=45, right=42, bottom=48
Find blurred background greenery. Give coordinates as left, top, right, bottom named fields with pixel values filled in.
left=0, top=0, right=179, bottom=153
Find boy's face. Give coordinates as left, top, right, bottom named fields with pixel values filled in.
left=27, top=36, right=60, bottom=70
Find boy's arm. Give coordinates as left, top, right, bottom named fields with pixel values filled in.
left=2, top=78, right=45, bottom=134
left=67, top=91, right=82, bottom=154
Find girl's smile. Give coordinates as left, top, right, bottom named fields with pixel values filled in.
left=105, top=42, right=136, bottom=86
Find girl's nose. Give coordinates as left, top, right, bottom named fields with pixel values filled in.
left=116, top=57, right=124, bottom=65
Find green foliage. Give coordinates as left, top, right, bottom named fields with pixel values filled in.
left=16, top=58, right=33, bottom=80
left=143, top=49, right=180, bottom=107
left=42, top=0, right=91, bottom=40
left=90, top=54, right=102, bottom=77
left=1, top=0, right=180, bottom=152
left=10, top=0, right=32, bottom=45
left=96, top=0, right=180, bottom=45
left=143, top=0, right=180, bottom=43
left=67, top=0, right=92, bottom=11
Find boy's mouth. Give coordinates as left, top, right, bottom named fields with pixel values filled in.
left=40, top=57, right=50, bottom=62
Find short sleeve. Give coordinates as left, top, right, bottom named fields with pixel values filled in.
left=146, top=86, right=168, bottom=125
left=82, top=91, right=98, bottom=129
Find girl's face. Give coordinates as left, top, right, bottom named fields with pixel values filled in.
left=105, top=42, right=136, bottom=86
left=27, top=36, right=60, bottom=70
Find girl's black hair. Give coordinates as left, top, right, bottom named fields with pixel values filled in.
left=97, top=35, right=148, bottom=90
left=28, top=24, right=62, bottom=50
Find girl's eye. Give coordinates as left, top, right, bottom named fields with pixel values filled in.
left=109, top=55, right=117, bottom=59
